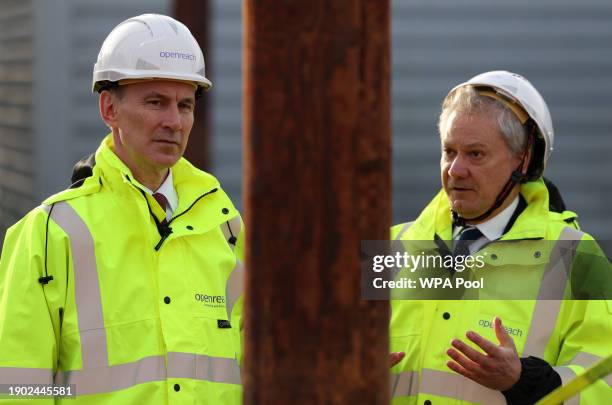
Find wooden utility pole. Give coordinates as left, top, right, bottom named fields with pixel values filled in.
left=175, top=0, right=211, bottom=170
left=243, top=1, right=391, bottom=403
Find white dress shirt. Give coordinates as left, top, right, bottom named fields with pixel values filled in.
left=452, top=196, right=519, bottom=255
left=142, top=169, right=179, bottom=221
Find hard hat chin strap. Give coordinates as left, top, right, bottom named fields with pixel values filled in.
left=452, top=123, right=536, bottom=228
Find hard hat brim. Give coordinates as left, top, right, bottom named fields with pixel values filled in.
left=93, top=69, right=212, bottom=93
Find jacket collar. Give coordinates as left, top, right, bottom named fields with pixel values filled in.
left=409, top=179, right=552, bottom=241
left=95, top=134, right=221, bottom=212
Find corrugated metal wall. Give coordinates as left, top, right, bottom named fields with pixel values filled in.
left=391, top=0, right=612, bottom=240
left=210, top=0, right=242, bottom=208
left=0, top=0, right=34, bottom=238
left=0, top=0, right=610, bottom=242
left=209, top=0, right=612, bottom=240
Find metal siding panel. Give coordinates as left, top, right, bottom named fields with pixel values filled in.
left=391, top=0, right=612, bottom=240
left=32, top=0, right=72, bottom=213
left=0, top=0, right=34, bottom=242
left=208, top=0, right=612, bottom=240
left=210, top=0, right=243, bottom=209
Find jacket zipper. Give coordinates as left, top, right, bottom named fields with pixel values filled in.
left=153, top=187, right=219, bottom=251
left=128, top=175, right=219, bottom=251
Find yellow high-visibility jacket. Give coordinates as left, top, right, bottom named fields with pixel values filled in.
left=389, top=179, right=611, bottom=404
left=0, top=135, right=245, bottom=404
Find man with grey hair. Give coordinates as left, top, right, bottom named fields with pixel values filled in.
left=388, top=71, right=610, bottom=404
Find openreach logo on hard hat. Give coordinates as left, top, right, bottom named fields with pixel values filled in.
left=159, top=50, right=196, bottom=61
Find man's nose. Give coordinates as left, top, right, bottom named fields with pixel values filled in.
left=163, top=105, right=183, bottom=131
left=448, top=155, right=469, bottom=178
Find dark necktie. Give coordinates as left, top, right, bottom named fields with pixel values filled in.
left=453, top=226, right=483, bottom=257
left=153, top=192, right=168, bottom=224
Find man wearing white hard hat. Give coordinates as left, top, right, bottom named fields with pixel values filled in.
left=0, top=14, right=244, bottom=404
left=387, top=71, right=610, bottom=404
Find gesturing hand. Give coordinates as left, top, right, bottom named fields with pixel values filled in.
left=389, top=352, right=405, bottom=368
left=446, top=316, right=521, bottom=391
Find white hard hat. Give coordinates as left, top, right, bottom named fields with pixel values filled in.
left=450, top=71, right=554, bottom=176
left=92, top=14, right=211, bottom=95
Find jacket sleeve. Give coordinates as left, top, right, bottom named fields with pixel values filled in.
left=546, top=237, right=612, bottom=404
left=548, top=300, right=612, bottom=404
left=506, top=238, right=611, bottom=404
left=501, top=356, right=562, bottom=404
left=0, top=207, right=68, bottom=404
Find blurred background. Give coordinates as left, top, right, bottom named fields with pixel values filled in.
left=1, top=0, right=611, bottom=245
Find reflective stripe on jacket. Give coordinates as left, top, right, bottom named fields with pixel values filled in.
left=0, top=135, right=245, bottom=404
left=389, top=179, right=611, bottom=405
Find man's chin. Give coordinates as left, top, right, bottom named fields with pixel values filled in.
left=152, top=155, right=181, bottom=169
left=450, top=201, right=480, bottom=219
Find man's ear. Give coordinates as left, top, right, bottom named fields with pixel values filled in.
left=516, top=143, right=533, bottom=181
left=99, top=90, right=119, bottom=128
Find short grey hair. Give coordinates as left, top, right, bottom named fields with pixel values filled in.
left=438, top=85, right=526, bottom=156
left=108, top=85, right=125, bottom=101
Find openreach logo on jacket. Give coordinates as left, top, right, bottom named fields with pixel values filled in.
left=478, top=318, right=524, bottom=337
left=195, top=292, right=225, bottom=309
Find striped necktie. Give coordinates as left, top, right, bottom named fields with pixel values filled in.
left=453, top=226, right=483, bottom=257
left=153, top=192, right=168, bottom=224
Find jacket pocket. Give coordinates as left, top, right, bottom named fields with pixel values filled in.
left=192, top=312, right=239, bottom=359
left=191, top=313, right=242, bottom=404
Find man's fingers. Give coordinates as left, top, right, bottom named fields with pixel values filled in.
left=446, top=359, right=482, bottom=384
left=446, top=360, right=470, bottom=377
left=466, top=331, right=499, bottom=356
left=446, top=347, right=482, bottom=374
left=389, top=352, right=405, bottom=367
left=450, top=338, right=491, bottom=368
left=493, top=316, right=515, bottom=349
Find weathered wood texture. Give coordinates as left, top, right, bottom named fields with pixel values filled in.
left=243, top=1, right=391, bottom=403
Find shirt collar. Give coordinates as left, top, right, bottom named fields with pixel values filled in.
left=474, top=195, right=519, bottom=241
left=451, top=195, right=519, bottom=241
left=143, top=169, right=179, bottom=213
